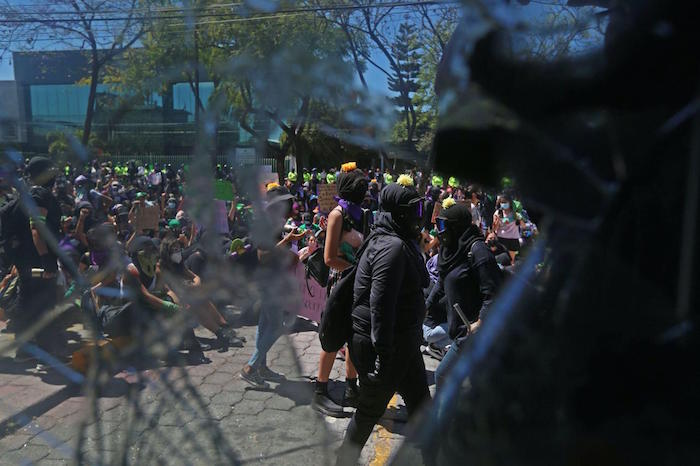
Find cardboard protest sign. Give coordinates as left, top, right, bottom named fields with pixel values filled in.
left=317, top=183, right=338, bottom=214
left=133, top=202, right=160, bottom=231
left=214, top=179, right=234, bottom=201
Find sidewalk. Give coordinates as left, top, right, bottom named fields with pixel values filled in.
left=0, top=316, right=439, bottom=465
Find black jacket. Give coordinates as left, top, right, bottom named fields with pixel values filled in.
left=443, top=240, right=502, bottom=346
left=351, top=213, right=428, bottom=358
left=13, top=186, right=61, bottom=274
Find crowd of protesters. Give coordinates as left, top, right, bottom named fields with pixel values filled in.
left=0, top=156, right=538, bottom=464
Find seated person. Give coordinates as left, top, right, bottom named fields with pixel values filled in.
left=159, top=236, right=243, bottom=349
left=90, top=235, right=206, bottom=358
left=486, top=232, right=512, bottom=267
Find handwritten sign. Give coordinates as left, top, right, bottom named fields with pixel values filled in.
left=317, top=183, right=338, bottom=214
left=133, top=202, right=160, bottom=231
left=293, top=261, right=326, bottom=323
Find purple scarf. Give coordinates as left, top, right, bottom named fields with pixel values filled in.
left=335, top=197, right=363, bottom=226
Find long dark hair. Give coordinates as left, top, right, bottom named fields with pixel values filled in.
left=159, top=235, right=185, bottom=275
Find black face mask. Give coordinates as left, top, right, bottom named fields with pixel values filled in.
left=394, top=207, right=422, bottom=239
left=438, top=230, right=454, bottom=249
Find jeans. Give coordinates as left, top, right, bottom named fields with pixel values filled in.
left=247, top=304, right=285, bottom=369
left=422, top=323, right=451, bottom=348
left=434, top=343, right=461, bottom=423
left=336, top=333, right=430, bottom=466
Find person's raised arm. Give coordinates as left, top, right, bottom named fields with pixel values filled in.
left=76, top=207, right=89, bottom=247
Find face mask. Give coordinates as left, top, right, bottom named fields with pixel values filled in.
left=501, top=202, right=510, bottom=210
left=170, top=251, right=183, bottom=264
left=137, top=250, right=158, bottom=277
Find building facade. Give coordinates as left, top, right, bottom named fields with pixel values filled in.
left=0, top=80, right=26, bottom=144
left=11, top=50, right=256, bottom=156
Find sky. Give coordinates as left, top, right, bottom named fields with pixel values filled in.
left=0, top=2, right=603, bottom=94
left=0, top=1, right=397, bottom=96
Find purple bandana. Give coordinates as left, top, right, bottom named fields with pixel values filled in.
left=335, top=197, right=363, bottom=225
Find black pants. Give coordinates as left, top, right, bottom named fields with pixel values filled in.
left=337, top=332, right=430, bottom=465
left=16, top=274, right=58, bottom=342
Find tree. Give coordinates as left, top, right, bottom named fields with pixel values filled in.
left=0, top=0, right=145, bottom=146
left=516, top=1, right=606, bottom=61
left=413, top=5, right=458, bottom=159
left=388, top=22, right=421, bottom=150
left=199, top=5, right=354, bottom=180
left=111, top=1, right=356, bottom=180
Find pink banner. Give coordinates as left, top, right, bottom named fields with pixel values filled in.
left=293, top=262, right=326, bottom=323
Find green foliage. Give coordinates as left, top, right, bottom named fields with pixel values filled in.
left=389, top=9, right=458, bottom=158
left=46, top=129, right=108, bottom=165
left=388, top=23, right=421, bottom=110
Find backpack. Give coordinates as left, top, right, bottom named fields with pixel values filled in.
left=304, top=244, right=330, bottom=291
left=318, top=232, right=375, bottom=353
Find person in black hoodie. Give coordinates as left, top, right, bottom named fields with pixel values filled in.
left=336, top=182, right=430, bottom=465
left=11, top=157, right=62, bottom=357
left=432, top=201, right=502, bottom=411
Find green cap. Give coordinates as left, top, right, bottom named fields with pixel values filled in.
left=326, top=173, right=336, bottom=184
left=288, top=171, right=298, bottom=182
left=168, top=219, right=181, bottom=228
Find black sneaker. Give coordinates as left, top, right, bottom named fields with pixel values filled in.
left=181, top=329, right=211, bottom=352
left=240, top=367, right=270, bottom=389
left=186, top=350, right=210, bottom=365
left=425, top=343, right=446, bottom=361
left=312, top=391, right=350, bottom=418
left=258, top=365, right=285, bottom=382
left=216, top=328, right=244, bottom=351
left=220, top=323, right=246, bottom=343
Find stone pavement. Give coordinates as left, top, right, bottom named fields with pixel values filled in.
left=0, top=315, right=440, bottom=465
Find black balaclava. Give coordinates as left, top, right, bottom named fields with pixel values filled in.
left=337, top=169, right=369, bottom=204
left=437, top=203, right=482, bottom=278
left=377, top=183, right=423, bottom=239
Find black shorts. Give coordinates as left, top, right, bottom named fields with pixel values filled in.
left=498, top=237, right=520, bottom=252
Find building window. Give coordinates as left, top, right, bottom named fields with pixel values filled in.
left=0, top=119, right=18, bottom=141
left=172, top=82, right=214, bottom=122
